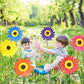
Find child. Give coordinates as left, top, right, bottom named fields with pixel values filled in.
left=34, top=35, right=69, bottom=74
left=21, top=37, right=42, bottom=68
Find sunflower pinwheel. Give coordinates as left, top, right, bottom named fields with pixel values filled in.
left=41, top=27, right=55, bottom=40
left=71, top=34, right=84, bottom=51
left=0, top=40, right=17, bottom=57
left=14, top=58, right=34, bottom=78
left=60, top=55, right=79, bottom=75
left=8, top=26, right=23, bottom=41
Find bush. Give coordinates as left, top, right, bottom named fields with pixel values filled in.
left=25, top=19, right=39, bottom=26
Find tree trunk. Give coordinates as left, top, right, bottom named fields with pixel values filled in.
left=69, top=9, right=76, bottom=25
left=2, top=19, right=4, bottom=26
left=4, top=19, right=7, bottom=26
left=64, top=12, right=69, bottom=27
left=58, top=17, right=62, bottom=24
left=8, top=22, right=12, bottom=26
left=50, top=18, right=54, bottom=26
left=79, top=0, right=84, bottom=28
left=0, top=8, right=4, bottom=19
left=0, top=8, right=4, bottom=26
left=55, top=16, right=62, bottom=25
left=6, top=20, right=7, bottom=26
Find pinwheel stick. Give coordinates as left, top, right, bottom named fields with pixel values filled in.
left=47, top=41, right=49, bottom=47
left=46, top=40, right=52, bottom=62
left=10, top=56, right=12, bottom=64
left=23, top=77, right=25, bottom=84
left=69, top=74, right=70, bottom=84
left=10, top=56, right=13, bottom=83
left=77, top=51, right=79, bottom=58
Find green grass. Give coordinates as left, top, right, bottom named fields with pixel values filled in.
left=0, top=25, right=84, bottom=84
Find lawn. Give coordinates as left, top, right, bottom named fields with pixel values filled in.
left=0, top=25, right=84, bottom=84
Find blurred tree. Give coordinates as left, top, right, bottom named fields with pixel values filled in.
left=46, top=0, right=80, bottom=27
left=37, top=5, right=49, bottom=25
left=46, top=2, right=63, bottom=26
left=0, top=0, right=28, bottom=26
left=29, top=4, right=38, bottom=19
left=0, top=0, right=84, bottom=27
left=59, top=0, right=77, bottom=26
left=25, top=1, right=49, bottom=26
left=79, top=0, right=84, bottom=28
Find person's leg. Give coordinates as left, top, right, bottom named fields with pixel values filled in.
left=34, top=56, right=64, bottom=74
left=54, top=62, right=61, bottom=70
left=51, top=56, right=63, bottom=68
left=44, top=64, right=51, bottom=72
left=44, top=56, right=63, bottom=72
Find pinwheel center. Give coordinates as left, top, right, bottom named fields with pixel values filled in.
left=19, top=63, right=28, bottom=72
left=12, top=30, right=19, bottom=37
left=78, top=41, right=81, bottom=45
left=7, top=46, right=11, bottom=50
left=46, top=32, right=49, bottom=35
left=44, top=30, right=51, bottom=36
left=76, top=39, right=83, bottom=47
left=67, top=62, right=71, bottom=67
left=13, top=32, right=17, bottom=35
left=65, top=60, right=73, bottom=69
left=21, top=65, right=25, bottom=69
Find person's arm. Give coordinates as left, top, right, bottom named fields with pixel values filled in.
left=51, top=56, right=64, bottom=68
left=36, top=49, right=42, bottom=61
left=40, top=46, right=57, bottom=55
left=35, top=40, right=57, bottom=55
left=26, top=48, right=38, bottom=58
left=26, top=40, right=40, bottom=58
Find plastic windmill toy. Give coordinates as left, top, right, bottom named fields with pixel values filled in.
left=8, top=26, right=23, bottom=41
left=60, top=55, right=79, bottom=75
left=71, top=34, right=84, bottom=52
left=0, top=40, right=17, bottom=57
left=14, top=58, right=34, bottom=78
left=41, top=27, right=55, bottom=40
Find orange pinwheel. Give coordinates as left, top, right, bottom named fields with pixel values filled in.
left=60, top=55, right=79, bottom=75
left=14, top=58, right=34, bottom=77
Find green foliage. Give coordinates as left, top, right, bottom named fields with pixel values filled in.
left=0, top=0, right=28, bottom=25
left=25, top=19, right=39, bottom=26
left=0, top=0, right=83, bottom=26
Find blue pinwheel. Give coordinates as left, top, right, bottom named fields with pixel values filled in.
left=8, top=26, right=23, bottom=41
